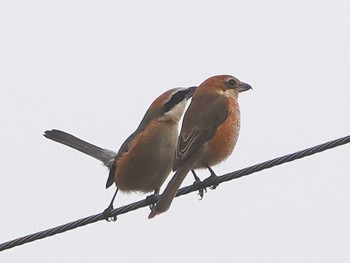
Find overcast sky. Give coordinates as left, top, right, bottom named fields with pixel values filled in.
left=1, top=1, right=350, bottom=262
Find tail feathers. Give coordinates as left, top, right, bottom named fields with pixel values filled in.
left=148, top=167, right=190, bottom=219
left=44, top=129, right=117, bottom=167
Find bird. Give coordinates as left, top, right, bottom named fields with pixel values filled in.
left=148, top=75, right=251, bottom=218
left=44, top=86, right=197, bottom=218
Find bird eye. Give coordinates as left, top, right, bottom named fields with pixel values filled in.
left=228, top=79, right=237, bottom=87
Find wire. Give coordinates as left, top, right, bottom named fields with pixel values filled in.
left=0, top=134, right=349, bottom=252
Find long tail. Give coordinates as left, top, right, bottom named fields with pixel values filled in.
left=148, top=166, right=191, bottom=219
left=44, top=129, right=116, bottom=167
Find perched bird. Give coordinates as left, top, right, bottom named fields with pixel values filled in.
left=44, top=86, right=196, bottom=216
left=149, top=75, right=251, bottom=218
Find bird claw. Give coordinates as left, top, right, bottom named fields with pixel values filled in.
left=192, top=179, right=207, bottom=200
left=146, top=193, right=159, bottom=210
left=204, top=166, right=219, bottom=190
left=203, top=174, right=219, bottom=190
left=210, top=183, right=219, bottom=190
left=108, top=215, right=118, bottom=222
left=198, top=187, right=207, bottom=200
left=191, top=169, right=207, bottom=199
left=103, top=205, right=117, bottom=222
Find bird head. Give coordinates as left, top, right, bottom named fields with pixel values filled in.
left=140, top=86, right=197, bottom=126
left=197, top=75, right=252, bottom=98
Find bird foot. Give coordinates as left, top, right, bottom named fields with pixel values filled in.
left=103, top=204, right=117, bottom=222
left=146, top=193, right=159, bottom=210
left=203, top=174, right=219, bottom=190
left=204, top=166, right=219, bottom=189
left=193, top=180, right=207, bottom=200
left=191, top=169, right=207, bottom=199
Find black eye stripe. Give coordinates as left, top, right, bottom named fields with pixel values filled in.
left=164, top=90, right=187, bottom=112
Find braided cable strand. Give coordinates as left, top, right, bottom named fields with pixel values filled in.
left=1, top=135, right=349, bottom=252
left=176, top=135, right=350, bottom=197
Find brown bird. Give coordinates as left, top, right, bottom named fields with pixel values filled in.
left=149, top=75, right=251, bottom=218
left=44, top=86, right=196, bottom=216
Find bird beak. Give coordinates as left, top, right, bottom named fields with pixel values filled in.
left=237, top=82, right=252, bottom=93
left=185, top=86, right=197, bottom=98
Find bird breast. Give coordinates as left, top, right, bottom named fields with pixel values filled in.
left=203, top=98, right=241, bottom=166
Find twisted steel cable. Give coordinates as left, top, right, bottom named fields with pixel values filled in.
left=1, top=135, right=349, bottom=252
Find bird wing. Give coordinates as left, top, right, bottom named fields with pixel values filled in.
left=105, top=121, right=149, bottom=188
left=105, top=130, right=139, bottom=188
left=174, top=94, right=228, bottom=170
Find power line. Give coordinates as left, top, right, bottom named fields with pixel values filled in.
left=1, top=134, right=349, bottom=252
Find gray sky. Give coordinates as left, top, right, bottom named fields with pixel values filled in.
left=1, top=1, right=350, bottom=262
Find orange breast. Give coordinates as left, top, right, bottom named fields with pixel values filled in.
left=206, top=99, right=240, bottom=166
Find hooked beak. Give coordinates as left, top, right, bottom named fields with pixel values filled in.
left=185, top=86, right=197, bottom=98
left=238, top=82, right=252, bottom=93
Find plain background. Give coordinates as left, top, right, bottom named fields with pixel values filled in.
left=1, top=1, right=349, bottom=262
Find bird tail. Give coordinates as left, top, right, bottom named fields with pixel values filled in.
left=44, top=129, right=116, bottom=167
left=148, top=166, right=191, bottom=219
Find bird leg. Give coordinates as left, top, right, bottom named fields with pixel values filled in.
left=103, top=188, right=118, bottom=222
left=191, top=170, right=207, bottom=199
left=204, top=166, right=219, bottom=189
left=146, top=189, right=159, bottom=210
